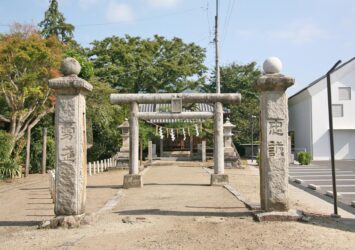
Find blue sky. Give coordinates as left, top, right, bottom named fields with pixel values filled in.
left=1, top=0, right=355, bottom=95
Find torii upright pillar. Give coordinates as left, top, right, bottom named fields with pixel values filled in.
left=210, top=102, right=229, bottom=185
left=123, top=101, right=143, bottom=188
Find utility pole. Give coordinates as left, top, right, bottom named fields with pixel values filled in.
left=326, top=60, right=342, bottom=218
left=215, top=0, right=220, bottom=93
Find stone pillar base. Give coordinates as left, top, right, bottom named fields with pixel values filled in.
left=123, top=174, right=143, bottom=188
left=38, top=213, right=96, bottom=229
left=210, top=174, right=229, bottom=186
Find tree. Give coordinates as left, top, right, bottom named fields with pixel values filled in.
left=0, top=25, right=62, bottom=155
left=89, top=35, right=207, bottom=93
left=39, top=0, right=74, bottom=42
left=208, top=62, right=261, bottom=145
left=86, top=79, right=123, bottom=161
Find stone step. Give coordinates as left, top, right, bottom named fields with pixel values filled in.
left=159, top=157, right=192, bottom=161
left=162, top=151, right=191, bottom=157
left=148, top=160, right=212, bottom=167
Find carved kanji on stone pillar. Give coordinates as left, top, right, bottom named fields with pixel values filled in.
left=49, top=58, right=93, bottom=216
left=255, top=57, right=294, bottom=212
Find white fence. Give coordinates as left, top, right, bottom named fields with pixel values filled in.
left=87, top=158, right=116, bottom=176
left=48, top=169, right=55, bottom=203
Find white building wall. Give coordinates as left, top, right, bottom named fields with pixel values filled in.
left=305, top=60, right=355, bottom=160
left=288, top=92, right=312, bottom=155
left=309, top=79, right=331, bottom=160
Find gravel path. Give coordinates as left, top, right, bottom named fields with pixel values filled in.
left=1, top=163, right=355, bottom=249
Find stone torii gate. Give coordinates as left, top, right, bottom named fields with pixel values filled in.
left=110, top=93, right=241, bottom=188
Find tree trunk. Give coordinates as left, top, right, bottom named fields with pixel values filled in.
left=42, top=128, right=47, bottom=174
left=25, top=127, right=32, bottom=177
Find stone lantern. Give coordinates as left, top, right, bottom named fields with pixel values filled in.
left=224, top=118, right=235, bottom=149
left=118, top=119, right=130, bottom=153
left=223, top=118, right=241, bottom=168
left=115, top=119, right=130, bottom=168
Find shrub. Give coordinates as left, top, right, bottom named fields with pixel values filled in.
left=0, top=159, right=21, bottom=179
left=256, top=153, right=260, bottom=166
left=297, top=151, right=311, bottom=165
left=29, top=137, right=56, bottom=173
left=0, top=130, right=14, bottom=160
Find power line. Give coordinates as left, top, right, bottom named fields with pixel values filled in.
left=221, top=0, right=236, bottom=47
left=204, top=2, right=213, bottom=41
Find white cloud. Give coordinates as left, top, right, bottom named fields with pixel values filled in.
left=268, top=21, right=328, bottom=45
left=106, top=1, right=134, bottom=22
left=146, top=0, right=180, bottom=8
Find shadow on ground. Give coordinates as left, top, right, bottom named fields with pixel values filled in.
left=86, top=185, right=123, bottom=189
left=303, top=213, right=355, bottom=233
left=116, top=209, right=252, bottom=217
left=144, top=183, right=210, bottom=187
left=0, top=221, right=39, bottom=227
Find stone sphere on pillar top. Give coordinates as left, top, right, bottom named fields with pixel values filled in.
left=60, top=57, right=81, bottom=76
left=263, top=57, right=282, bottom=74
left=254, top=57, right=294, bottom=92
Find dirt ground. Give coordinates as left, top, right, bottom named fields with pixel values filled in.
left=1, top=163, right=355, bottom=250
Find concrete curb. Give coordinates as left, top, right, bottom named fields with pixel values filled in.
left=308, top=184, right=320, bottom=190
left=98, top=190, right=124, bottom=214
left=202, top=167, right=260, bottom=210
left=140, top=166, right=151, bottom=176
left=294, top=178, right=304, bottom=184
left=253, top=209, right=304, bottom=222
left=326, top=191, right=342, bottom=198
left=223, top=184, right=261, bottom=210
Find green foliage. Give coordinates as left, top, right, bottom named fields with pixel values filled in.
left=0, top=159, right=21, bottom=179
left=0, top=130, right=14, bottom=160
left=298, top=151, right=311, bottom=165
left=29, top=137, right=55, bottom=173
left=38, top=0, right=74, bottom=42
left=256, top=153, right=260, bottom=166
left=89, top=35, right=207, bottom=93
left=87, top=79, right=123, bottom=161
left=207, top=62, right=261, bottom=144
left=28, top=115, right=56, bottom=173
left=139, top=121, right=156, bottom=149
left=0, top=27, right=62, bottom=154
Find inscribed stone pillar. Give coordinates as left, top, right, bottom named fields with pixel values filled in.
left=189, top=136, right=193, bottom=159
left=148, top=140, right=153, bottom=162
left=202, top=140, right=206, bottom=162
left=254, top=57, right=294, bottom=211
left=160, top=139, right=163, bottom=157
left=152, top=144, right=157, bottom=158
left=49, top=58, right=93, bottom=216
